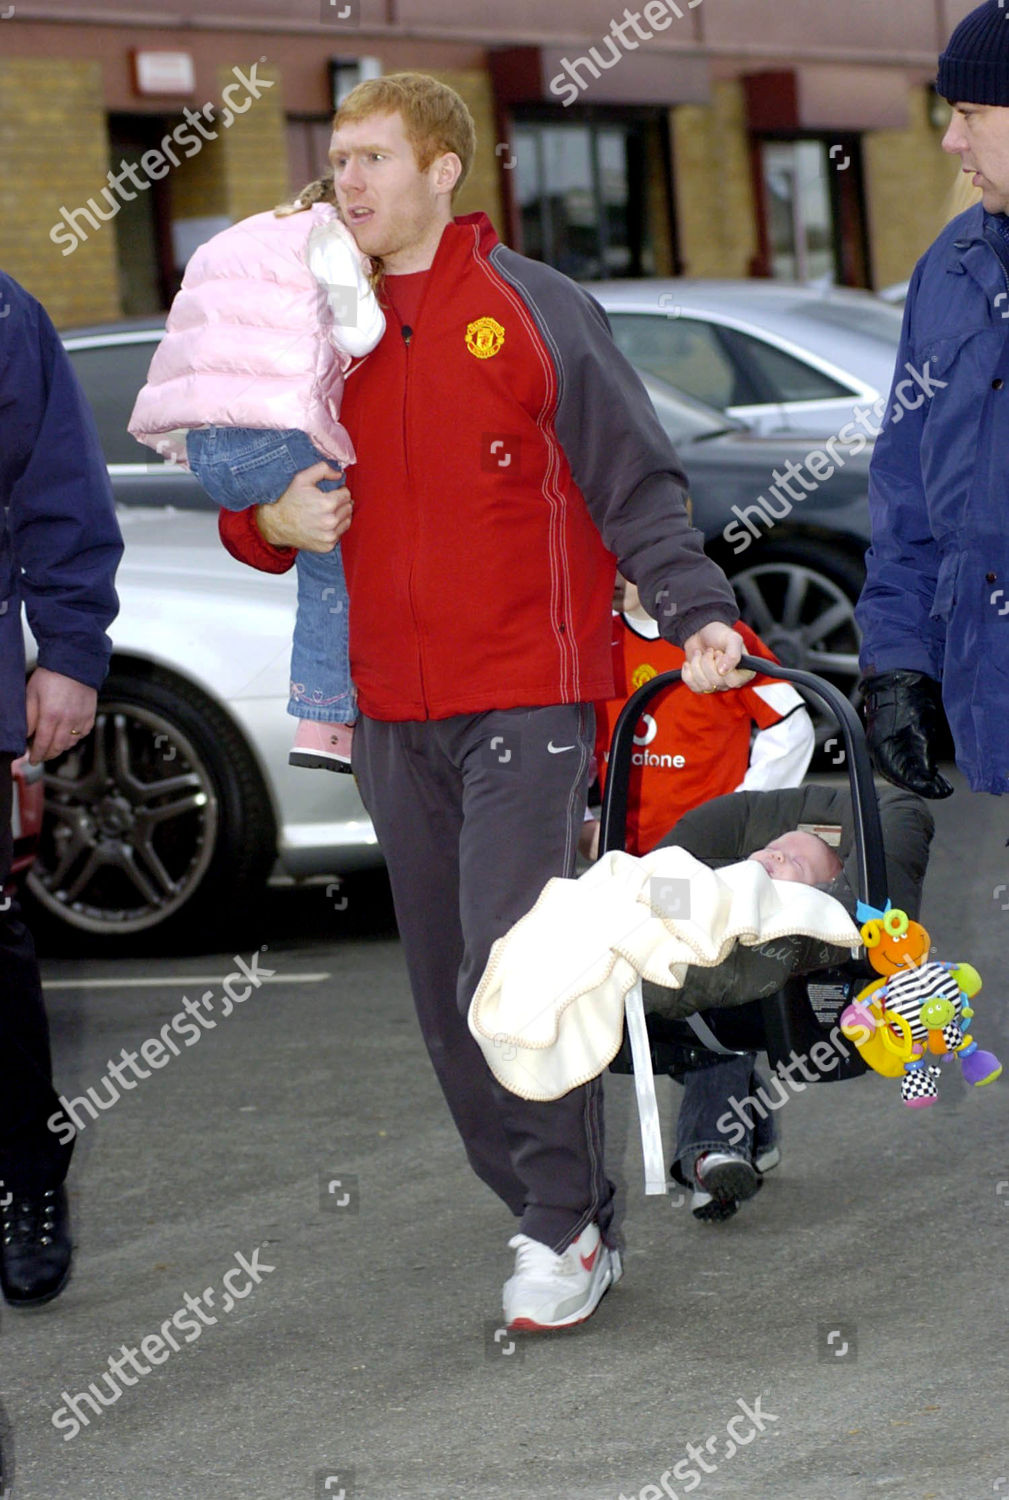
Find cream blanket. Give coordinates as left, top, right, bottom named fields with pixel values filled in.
left=469, top=845, right=862, bottom=1103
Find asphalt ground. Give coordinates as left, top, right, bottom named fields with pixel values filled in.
left=3, top=768, right=1009, bottom=1500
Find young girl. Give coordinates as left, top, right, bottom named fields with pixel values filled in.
left=129, top=177, right=385, bottom=772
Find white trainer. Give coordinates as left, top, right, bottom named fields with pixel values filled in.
left=503, top=1223, right=621, bottom=1332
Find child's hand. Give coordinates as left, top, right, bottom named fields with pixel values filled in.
left=257, top=465, right=352, bottom=552
left=681, top=623, right=754, bottom=693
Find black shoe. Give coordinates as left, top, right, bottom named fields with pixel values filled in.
left=1, top=1184, right=72, bottom=1306
left=691, top=1151, right=762, bottom=1224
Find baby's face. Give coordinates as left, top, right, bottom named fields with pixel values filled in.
left=747, top=831, right=840, bottom=886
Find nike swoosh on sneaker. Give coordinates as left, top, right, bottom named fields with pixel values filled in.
left=579, top=1244, right=599, bottom=1272
left=547, top=742, right=576, bottom=754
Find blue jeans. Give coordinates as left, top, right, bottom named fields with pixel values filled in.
left=186, top=427, right=355, bottom=722
left=670, top=1053, right=778, bottom=1187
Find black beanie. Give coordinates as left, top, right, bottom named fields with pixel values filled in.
left=938, top=1, right=1009, bottom=105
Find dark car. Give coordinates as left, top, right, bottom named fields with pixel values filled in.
left=641, top=372, right=870, bottom=724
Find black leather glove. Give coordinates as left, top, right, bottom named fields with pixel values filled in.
left=861, top=670, right=954, bottom=799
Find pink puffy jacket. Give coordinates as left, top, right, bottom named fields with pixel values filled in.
left=128, top=203, right=375, bottom=467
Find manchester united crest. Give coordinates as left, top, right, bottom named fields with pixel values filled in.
left=465, top=316, right=505, bottom=359
left=630, top=663, right=658, bottom=689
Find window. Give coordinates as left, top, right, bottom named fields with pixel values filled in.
left=608, top=313, right=758, bottom=409
left=607, top=309, right=851, bottom=412
left=66, top=338, right=165, bottom=465
left=756, top=137, right=869, bottom=288
left=761, top=140, right=834, bottom=283
left=718, top=328, right=851, bottom=403
left=513, top=114, right=660, bottom=280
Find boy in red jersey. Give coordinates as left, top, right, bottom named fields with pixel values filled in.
left=582, top=576, right=815, bottom=1221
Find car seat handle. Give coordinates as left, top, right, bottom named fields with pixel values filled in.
left=598, top=655, right=888, bottom=910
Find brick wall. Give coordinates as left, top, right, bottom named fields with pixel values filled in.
left=421, top=68, right=505, bottom=238
left=671, top=81, right=758, bottom=280
left=209, top=60, right=289, bottom=224
left=863, top=87, right=972, bottom=288
left=0, top=58, right=119, bottom=325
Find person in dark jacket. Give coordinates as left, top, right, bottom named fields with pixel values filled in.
left=220, top=73, right=749, bottom=1332
left=858, top=0, right=1009, bottom=799
left=0, top=272, right=123, bottom=1305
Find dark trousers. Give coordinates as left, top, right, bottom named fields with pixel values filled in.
left=0, top=753, right=73, bottom=1194
left=669, top=1052, right=777, bottom=1187
left=353, top=705, right=614, bottom=1252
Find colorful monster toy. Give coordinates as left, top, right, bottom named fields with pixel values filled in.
left=839, top=904, right=1002, bottom=1108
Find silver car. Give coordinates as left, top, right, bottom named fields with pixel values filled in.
left=24, top=324, right=382, bottom=948
left=593, top=280, right=904, bottom=437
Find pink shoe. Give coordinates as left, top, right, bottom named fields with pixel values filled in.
left=289, top=720, right=354, bottom=773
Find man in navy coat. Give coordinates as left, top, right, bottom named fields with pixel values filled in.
left=0, top=271, right=122, bottom=1304
left=859, top=1, right=1009, bottom=799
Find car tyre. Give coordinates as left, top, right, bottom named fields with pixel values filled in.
left=25, top=664, right=276, bottom=953
left=726, top=539, right=865, bottom=760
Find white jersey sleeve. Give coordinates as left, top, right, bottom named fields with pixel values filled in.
left=736, top=702, right=815, bottom=792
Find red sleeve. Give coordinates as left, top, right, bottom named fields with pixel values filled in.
left=736, top=622, right=803, bottom=729
left=737, top=621, right=779, bottom=672
left=218, top=506, right=297, bottom=575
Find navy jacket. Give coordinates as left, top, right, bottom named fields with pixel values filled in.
left=857, top=205, right=1009, bottom=794
left=0, top=273, right=122, bottom=754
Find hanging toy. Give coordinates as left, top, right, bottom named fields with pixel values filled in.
left=839, top=903, right=1002, bottom=1109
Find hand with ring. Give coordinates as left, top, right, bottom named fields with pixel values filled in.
left=25, top=668, right=97, bottom=763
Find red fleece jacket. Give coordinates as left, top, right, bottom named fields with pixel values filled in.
left=219, top=213, right=737, bottom=721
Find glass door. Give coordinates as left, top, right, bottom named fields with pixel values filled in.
left=513, top=113, right=660, bottom=280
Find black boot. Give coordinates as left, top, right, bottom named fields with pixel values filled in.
left=1, top=1184, right=72, bottom=1306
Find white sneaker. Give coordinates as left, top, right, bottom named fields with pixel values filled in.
left=503, top=1223, right=621, bottom=1332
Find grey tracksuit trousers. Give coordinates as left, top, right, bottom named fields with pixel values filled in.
left=353, top=703, right=615, bottom=1252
